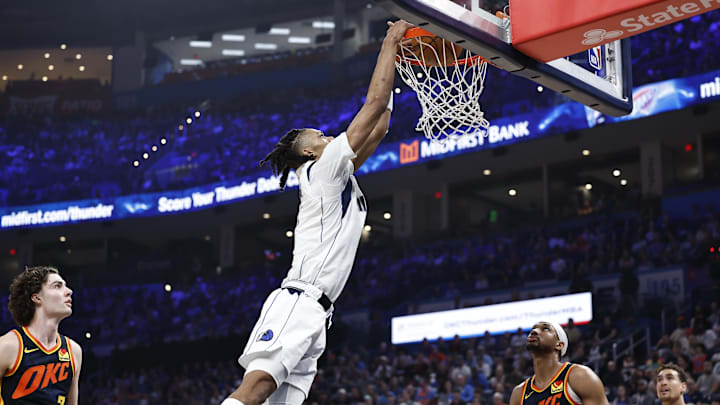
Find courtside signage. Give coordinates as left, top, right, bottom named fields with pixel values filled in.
left=391, top=292, right=592, bottom=344
left=511, top=0, right=720, bottom=61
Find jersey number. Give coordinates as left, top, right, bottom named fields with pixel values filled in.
left=58, top=395, right=66, bottom=405
left=357, top=196, right=367, bottom=212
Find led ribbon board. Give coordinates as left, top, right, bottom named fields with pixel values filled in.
left=391, top=292, right=592, bottom=344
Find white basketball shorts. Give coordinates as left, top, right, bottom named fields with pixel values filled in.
left=239, top=287, right=328, bottom=398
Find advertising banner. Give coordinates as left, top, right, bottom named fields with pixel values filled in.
left=391, top=292, right=593, bottom=345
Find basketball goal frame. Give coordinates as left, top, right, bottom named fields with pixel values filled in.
left=377, top=0, right=634, bottom=116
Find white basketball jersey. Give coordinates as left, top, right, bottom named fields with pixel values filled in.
left=284, top=132, right=367, bottom=303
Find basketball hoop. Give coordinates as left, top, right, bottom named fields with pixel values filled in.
left=395, top=27, right=490, bottom=144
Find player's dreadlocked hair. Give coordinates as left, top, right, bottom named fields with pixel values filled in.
left=259, top=128, right=314, bottom=190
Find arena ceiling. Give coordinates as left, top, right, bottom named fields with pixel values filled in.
left=0, top=0, right=370, bottom=49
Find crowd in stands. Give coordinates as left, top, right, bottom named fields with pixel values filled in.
left=1, top=11, right=718, bottom=208
left=0, top=202, right=716, bottom=403
left=77, top=300, right=720, bottom=404
left=2, top=201, right=717, bottom=352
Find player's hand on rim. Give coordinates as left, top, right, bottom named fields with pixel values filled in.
left=385, top=20, right=414, bottom=44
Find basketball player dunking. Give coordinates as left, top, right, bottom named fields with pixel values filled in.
left=510, top=321, right=609, bottom=405
left=0, top=266, right=82, bottom=404
left=655, top=364, right=689, bottom=405
left=221, top=20, right=414, bottom=405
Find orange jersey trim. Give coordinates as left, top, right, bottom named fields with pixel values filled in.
left=65, top=336, right=76, bottom=375
left=531, top=362, right=569, bottom=393
left=21, top=327, right=60, bottom=355
left=563, top=364, right=582, bottom=405
left=4, top=330, right=23, bottom=377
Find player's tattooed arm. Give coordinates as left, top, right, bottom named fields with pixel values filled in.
left=568, top=364, right=610, bottom=405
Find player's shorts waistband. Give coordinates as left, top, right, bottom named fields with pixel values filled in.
left=281, top=279, right=333, bottom=311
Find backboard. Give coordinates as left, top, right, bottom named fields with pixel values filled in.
left=377, top=0, right=634, bottom=117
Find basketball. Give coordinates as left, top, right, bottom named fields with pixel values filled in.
left=401, top=30, right=464, bottom=67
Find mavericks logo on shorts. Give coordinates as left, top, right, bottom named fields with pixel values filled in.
left=258, top=329, right=274, bottom=342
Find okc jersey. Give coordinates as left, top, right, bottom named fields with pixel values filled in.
left=1, top=327, right=75, bottom=405
left=284, top=132, right=367, bottom=302
left=520, top=363, right=583, bottom=405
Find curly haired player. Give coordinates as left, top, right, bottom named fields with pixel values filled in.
left=221, top=20, right=414, bottom=405
left=0, top=266, right=82, bottom=405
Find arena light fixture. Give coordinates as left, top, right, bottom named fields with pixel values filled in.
left=582, top=149, right=591, bottom=156
left=221, top=34, right=246, bottom=42
left=43, top=52, right=50, bottom=59
left=620, top=179, right=628, bottom=186
left=180, top=59, right=203, bottom=66
left=537, top=85, right=544, bottom=92
left=59, top=236, right=67, bottom=242
left=394, top=88, right=401, bottom=94
left=142, top=152, right=149, bottom=160
left=133, top=160, right=139, bottom=167
left=269, top=27, right=290, bottom=35
left=164, top=283, right=172, bottom=292
left=585, top=183, right=592, bottom=190
left=262, top=212, right=271, bottom=220
left=508, top=189, right=517, bottom=196
left=383, top=212, right=392, bottom=220
left=66, top=249, right=72, bottom=255
left=160, top=138, right=167, bottom=145
left=60, top=43, right=67, bottom=50
left=185, top=117, right=193, bottom=125
left=194, top=111, right=201, bottom=118
left=254, top=43, right=278, bottom=50
left=41, top=76, right=48, bottom=82
left=16, top=64, right=23, bottom=70
left=189, top=40, right=212, bottom=48
left=483, top=169, right=491, bottom=176
left=106, top=54, right=113, bottom=61
left=75, top=53, right=82, bottom=60
left=151, top=145, right=158, bottom=152
left=178, top=124, right=184, bottom=131
left=48, top=65, right=55, bottom=71
left=222, top=49, right=245, bottom=56
left=285, top=230, right=294, bottom=238
left=85, top=332, right=91, bottom=339
left=417, top=72, right=423, bottom=79
left=364, top=225, right=372, bottom=232
left=612, top=169, right=621, bottom=177
left=1, top=75, right=7, bottom=81
left=312, top=21, right=335, bottom=29
left=288, top=36, right=311, bottom=44
left=78, top=65, right=85, bottom=72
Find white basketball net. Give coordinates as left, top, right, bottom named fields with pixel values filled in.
left=395, top=37, right=490, bottom=144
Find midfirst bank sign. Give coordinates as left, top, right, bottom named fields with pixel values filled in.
left=399, top=121, right=531, bottom=164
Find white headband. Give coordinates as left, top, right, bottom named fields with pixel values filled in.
left=544, top=321, right=569, bottom=357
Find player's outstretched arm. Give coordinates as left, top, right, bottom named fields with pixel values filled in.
left=568, top=364, right=610, bottom=405
left=346, top=20, right=411, bottom=160
left=352, top=107, right=391, bottom=171
left=67, top=339, right=83, bottom=405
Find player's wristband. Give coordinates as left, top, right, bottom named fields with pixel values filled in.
left=387, top=92, right=394, bottom=112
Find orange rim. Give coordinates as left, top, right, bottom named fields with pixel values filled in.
left=403, top=27, right=437, bottom=39
left=396, top=53, right=492, bottom=68
left=398, top=28, right=501, bottom=69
